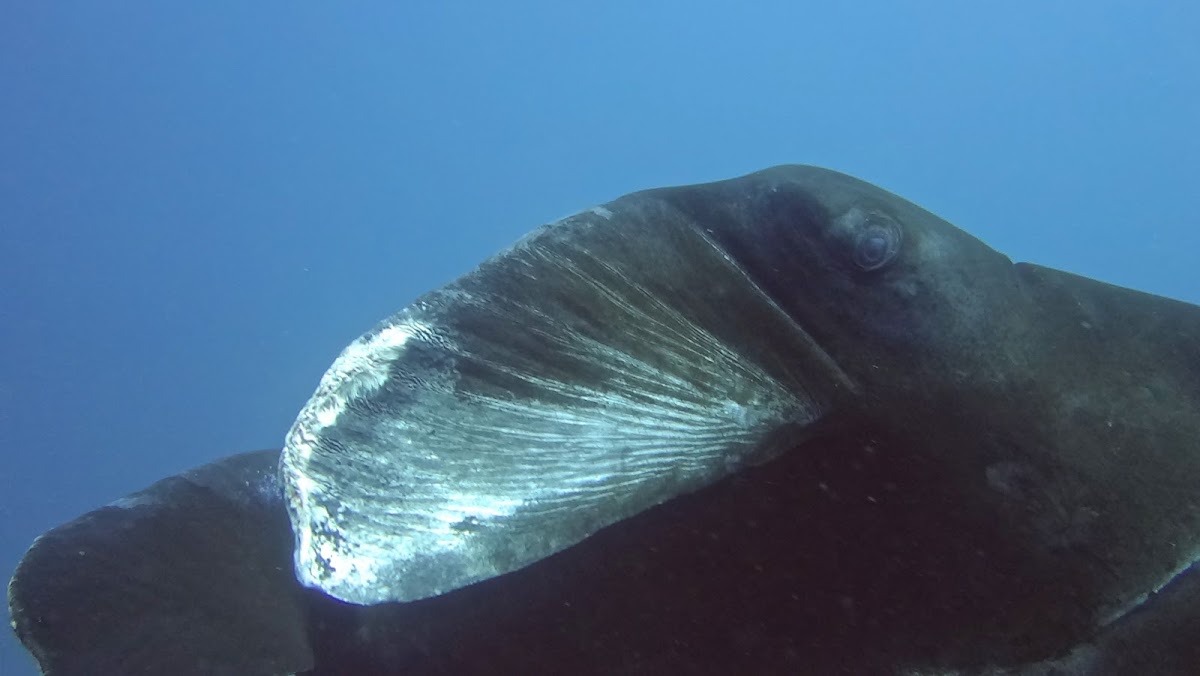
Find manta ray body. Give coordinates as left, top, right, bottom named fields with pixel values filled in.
left=9, top=166, right=1200, bottom=674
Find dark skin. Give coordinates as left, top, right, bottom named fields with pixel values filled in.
left=11, top=167, right=1200, bottom=674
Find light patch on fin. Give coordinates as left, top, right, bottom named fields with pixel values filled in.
left=285, top=319, right=433, bottom=463
left=282, top=198, right=842, bottom=605
left=285, top=304, right=822, bottom=603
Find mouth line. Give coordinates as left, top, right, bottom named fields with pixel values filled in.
left=688, top=223, right=860, bottom=403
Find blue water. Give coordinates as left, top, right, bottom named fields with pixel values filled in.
left=1, top=3, right=1197, bottom=673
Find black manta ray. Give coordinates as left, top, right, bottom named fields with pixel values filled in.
left=8, top=166, right=1200, bottom=675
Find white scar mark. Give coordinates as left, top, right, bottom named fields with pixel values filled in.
left=286, top=319, right=434, bottom=463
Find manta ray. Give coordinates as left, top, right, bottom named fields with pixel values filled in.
left=8, top=166, right=1200, bottom=675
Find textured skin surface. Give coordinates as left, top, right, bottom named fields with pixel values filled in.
left=282, top=188, right=850, bottom=604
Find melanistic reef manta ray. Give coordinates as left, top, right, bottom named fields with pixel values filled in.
left=8, top=166, right=1200, bottom=675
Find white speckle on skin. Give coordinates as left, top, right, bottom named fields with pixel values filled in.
left=285, top=319, right=429, bottom=463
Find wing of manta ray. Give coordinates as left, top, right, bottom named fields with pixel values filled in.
left=9, top=166, right=1200, bottom=675
left=7, top=450, right=312, bottom=675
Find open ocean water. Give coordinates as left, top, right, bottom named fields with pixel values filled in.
left=1, top=3, right=1197, bottom=674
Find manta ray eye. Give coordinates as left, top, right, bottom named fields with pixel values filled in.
left=852, top=222, right=901, bottom=271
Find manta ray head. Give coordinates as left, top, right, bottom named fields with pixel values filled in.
left=280, top=166, right=1045, bottom=607
left=660, top=166, right=1040, bottom=411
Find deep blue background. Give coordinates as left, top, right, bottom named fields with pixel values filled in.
left=1, top=3, right=1197, bottom=672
